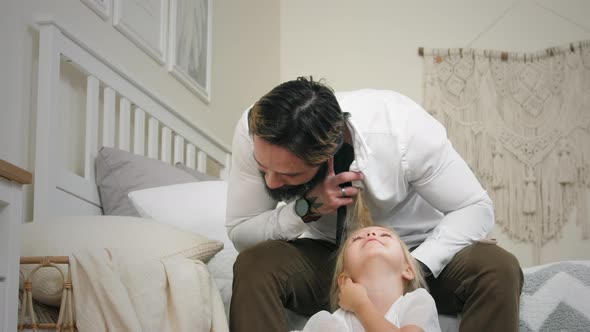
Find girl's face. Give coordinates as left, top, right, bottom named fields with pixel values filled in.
left=343, top=226, right=407, bottom=279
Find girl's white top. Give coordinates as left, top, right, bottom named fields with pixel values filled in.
left=296, top=288, right=441, bottom=332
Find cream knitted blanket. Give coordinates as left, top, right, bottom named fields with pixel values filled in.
left=69, top=248, right=229, bottom=332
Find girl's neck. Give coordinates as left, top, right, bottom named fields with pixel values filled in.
left=355, top=263, right=405, bottom=315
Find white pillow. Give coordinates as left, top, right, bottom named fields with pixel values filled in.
left=20, top=216, right=224, bottom=306
left=128, top=181, right=231, bottom=247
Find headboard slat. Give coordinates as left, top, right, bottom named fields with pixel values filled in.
left=118, top=98, right=131, bottom=151
left=102, top=87, right=116, bottom=148
left=173, top=135, right=185, bottom=165
left=147, top=118, right=159, bottom=159
left=197, top=151, right=207, bottom=174
left=84, top=76, right=100, bottom=181
left=186, top=144, right=196, bottom=170
left=133, top=108, right=146, bottom=156
left=161, top=127, right=172, bottom=164
left=33, top=25, right=62, bottom=220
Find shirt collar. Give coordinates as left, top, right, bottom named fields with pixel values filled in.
left=346, top=115, right=372, bottom=172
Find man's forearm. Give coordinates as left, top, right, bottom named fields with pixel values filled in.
left=227, top=200, right=308, bottom=251
left=411, top=195, right=494, bottom=277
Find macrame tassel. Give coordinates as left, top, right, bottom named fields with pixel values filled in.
left=533, top=239, right=542, bottom=266
left=557, top=138, right=576, bottom=185
left=523, top=167, right=537, bottom=214
left=578, top=187, right=590, bottom=240
left=583, top=164, right=590, bottom=189
left=492, top=142, right=504, bottom=189
left=578, top=165, right=590, bottom=240
left=478, top=133, right=493, bottom=183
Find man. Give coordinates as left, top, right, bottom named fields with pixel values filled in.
left=226, top=77, right=523, bottom=332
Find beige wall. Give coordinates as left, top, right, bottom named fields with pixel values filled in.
left=2, top=0, right=589, bottom=267
left=281, top=0, right=590, bottom=102
left=281, top=0, right=590, bottom=267
left=0, top=0, right=280, bottom=169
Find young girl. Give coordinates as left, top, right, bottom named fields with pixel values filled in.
left=297, top=225, right=441, bottom=332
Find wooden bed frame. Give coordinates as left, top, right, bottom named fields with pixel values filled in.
left=19, top=20, right=232, bottom=330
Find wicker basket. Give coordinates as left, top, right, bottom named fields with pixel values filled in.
left=18, top=256, right=76, bottom=331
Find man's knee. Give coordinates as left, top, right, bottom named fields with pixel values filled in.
left=233, top=240, right=297, bottom=285
left=466, top=243, right=523, bottom=291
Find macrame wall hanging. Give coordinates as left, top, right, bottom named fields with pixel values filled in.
left=421, top=41, right=590, bottom=264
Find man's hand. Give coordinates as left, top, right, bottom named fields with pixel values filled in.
left=305, top=157, right=364, bottom=215
left=338, top=276, right=370, bottom=313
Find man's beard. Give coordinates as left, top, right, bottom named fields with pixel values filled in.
left=262, top=162, right=329, bottom=202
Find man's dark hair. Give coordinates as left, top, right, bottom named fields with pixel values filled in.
left=249, top=76, right=347, bottom=166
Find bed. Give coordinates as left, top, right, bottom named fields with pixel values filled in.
left=19, top=20, right=590, bottom=332
left=19, top=20, right=233, bottom=331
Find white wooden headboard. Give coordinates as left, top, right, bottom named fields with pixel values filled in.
left=33, top=21, right=231, bottom=220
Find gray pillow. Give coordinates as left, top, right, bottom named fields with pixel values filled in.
left=174, top=162, right=217, bottom=181
left=96, top=147, right=198, bottom=216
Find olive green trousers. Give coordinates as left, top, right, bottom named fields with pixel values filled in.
left=229, top=239, right=523, bottom=332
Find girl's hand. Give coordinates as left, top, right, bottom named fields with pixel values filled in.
left=338, top=276, right=370, bottom=313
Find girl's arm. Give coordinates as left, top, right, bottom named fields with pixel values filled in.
left=355, top=303, right=424, bottom=332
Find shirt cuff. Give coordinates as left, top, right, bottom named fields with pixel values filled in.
left=411, top=238, right=452, bottom=278
left=277, top=200, right=310, bottom=238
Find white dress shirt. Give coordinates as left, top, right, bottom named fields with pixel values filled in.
left=226, top=89, right=494, bottom=277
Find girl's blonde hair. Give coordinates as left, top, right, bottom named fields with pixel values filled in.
left=329, top=190, right=427, bottom=311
